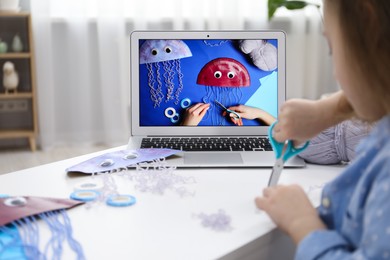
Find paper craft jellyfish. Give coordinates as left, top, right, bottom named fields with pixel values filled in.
left=140, top=40, right=192, bottom=107
left=197, top=57, right=250, bottom=125
left=66, top=148, right=180, bottom=174
left=0, top=196, right=84, bottom=259
left=239, top=40, right=277, bottom=71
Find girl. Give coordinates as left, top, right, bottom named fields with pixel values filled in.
left=255, top=0, right=390, bottom=259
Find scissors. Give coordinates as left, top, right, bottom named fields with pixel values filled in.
left=214, top=100, right=240, bottom=120
left=267, top=121, right=310, bottom=187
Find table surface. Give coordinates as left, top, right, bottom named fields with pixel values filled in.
left=0, top=146, right=344, bottom=260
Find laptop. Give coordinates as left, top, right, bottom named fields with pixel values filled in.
left=128, top=30, right=305, bottom=168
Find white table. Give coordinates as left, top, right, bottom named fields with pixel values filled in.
left=0, top=146, right=344, bottom=260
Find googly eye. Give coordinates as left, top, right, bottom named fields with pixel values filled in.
left=151, top=49, right=158, bottom=56
left=4, top=197, right=27, bottom=207
left=100, top=159, right=114, bottom=167
left=123, top=153, right=138, bottom=160
left=214, top=71, right=222, bottom=79
left=227, top=72, right=235, bottom=79
left=164, top=46, right=172, bottom=53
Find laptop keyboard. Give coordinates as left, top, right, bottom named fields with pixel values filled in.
left=140, top=137, right=273, bottom=152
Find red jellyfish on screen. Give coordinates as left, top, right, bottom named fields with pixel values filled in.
left=197, top=57, right=250, bottom=125
left=140, top=40, right=192, bottom=107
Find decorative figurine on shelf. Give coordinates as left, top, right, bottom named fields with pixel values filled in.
left=0, top=38, right=8, bottom=53
left=11, top=34, right=23, bottom=52
left=2, top=61, right=19, bottom=94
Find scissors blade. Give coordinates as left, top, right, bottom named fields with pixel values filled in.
left=214, top=100, right=241, bottom=120
left=214, top=100, right=227, bottom=110
left=268, top=158, right=284, bottom=187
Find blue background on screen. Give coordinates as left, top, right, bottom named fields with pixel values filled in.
left=139, top=39, right=278, bottom=126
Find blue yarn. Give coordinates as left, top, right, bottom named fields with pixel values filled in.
left=40, top=211, right=66, bottom=259
left=39, top=209, right=85, bottom=260
left=0, top=209, right=85, bottom=260
left=60, top=210, right=85, bottom=260
left=15, top=216, right=42, bottom=259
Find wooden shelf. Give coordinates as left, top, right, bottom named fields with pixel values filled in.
left=0, top=129, right=36, bottom=151
left=0, top=130, right=36, bottom=151
left=0, top=92, right=33, bottom=99
left=0, top=53, right=31, bottom=59
left=0, top=11, right=30, bottom=17
left=0, top=129, right=35, bottom=138
left=0, top=13, right=38, bottom=151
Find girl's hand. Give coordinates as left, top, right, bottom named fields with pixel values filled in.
left=181, top=103, right=210, bottom=126
left=272, top=99, right=327, bottom=144
left=273, top=91, right=354, bottom=144
left=255, top=184, right=326, bottom=244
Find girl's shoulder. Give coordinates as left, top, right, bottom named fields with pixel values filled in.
left=356, top=115, right=390, bottom=153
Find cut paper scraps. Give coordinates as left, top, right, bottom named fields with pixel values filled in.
left=119, top=158, right=196, bottom=198
left=0, top=196, right=84, bottom=259
left=193, top=209, right=233, bottom=232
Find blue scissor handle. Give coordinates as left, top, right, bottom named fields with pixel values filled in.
left=215, top=100, right=240, bottom=119
left=225, top=109, right=240, bottom=119
left=268, top=121, right=310, bottom=162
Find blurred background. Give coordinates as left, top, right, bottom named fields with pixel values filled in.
left=0, top=0, right=338, bottom=172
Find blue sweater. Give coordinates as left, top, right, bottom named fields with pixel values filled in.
left=296, top=115, right=390, bottom=260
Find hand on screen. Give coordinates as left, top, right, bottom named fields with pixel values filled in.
left=181, top=103, right=210, bottom=126
left=223, top=105, right=276, bottom=126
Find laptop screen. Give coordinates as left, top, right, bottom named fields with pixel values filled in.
left=131, top=31, right=285, bottom=136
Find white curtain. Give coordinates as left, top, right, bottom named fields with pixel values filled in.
left=30, top=0, right=337, bottom=149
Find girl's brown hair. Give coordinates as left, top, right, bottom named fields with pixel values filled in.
left=326, top=0, right=390, bottom=112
